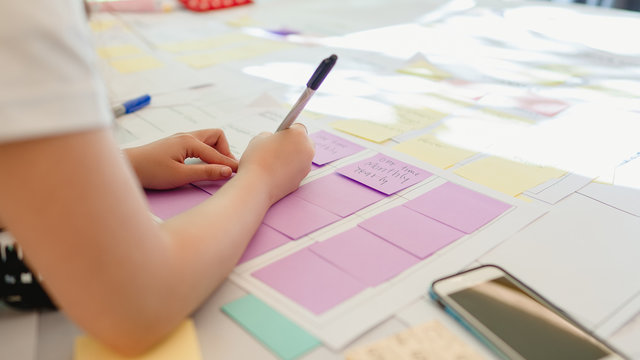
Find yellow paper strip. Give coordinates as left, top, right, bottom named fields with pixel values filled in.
left=97, top=45, right=143, bottom=59
left=397, top=59, right=452, bottom=80
left=454, top=156, right=566, bottom=197
left=516, top=194, right=535, bottom=203
left=159, top=33, right=257, bottom=53
left=330, top=119, right=402, bottom=143
left=226, top=15, right=259, bottom=27
left=478, top=107, right=533, bottom=124
left=109, top=56, right=164, bottom=74
left=394, top=105, right=448, bottom=130
left=177, top=42, right=291, bottom=69
left=331, top=105, right=448, bottom=143
left=394, top=134, right=477, bottom=169
left=89, top=20, right=119, bottom=32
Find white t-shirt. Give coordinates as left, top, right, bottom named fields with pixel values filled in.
left=0, top=1, right=112, bottom=143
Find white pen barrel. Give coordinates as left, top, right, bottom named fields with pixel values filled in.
left=276, top=88, right=315, bottom=132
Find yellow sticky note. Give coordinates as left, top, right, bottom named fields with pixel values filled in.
left=330, top=119, right=401, bottom=143
left=159, top=33, right=256, bottom=53
left=593, top=177, right=614, bottom=185
left=345, top=320, right=484, bottom=360
left=398, top=59, right=451, bottom=80
left=394, top=134, right=477, bottom=169
left=109, top=56, right=164, bottom=74
left=73, top=320, right=202, bottom=360
left=331, top=105, right=448, bottom=143
left=582, top=84, right=637, bottom=98
left=177, top=41, right=291, bottom=69
left=97, top=45, right=143, bottom=59
left=539, top=64, right=588, bottom=78
left=478, top=108, right=533, bottom=124
left=90, top=20, right=118, bottom=32
left=454, top=156, right=566, bottom=197
left=394, top=105, right=448, bottom=129
left=226, top=15, right=259, bottom=27
left=516, top=194, right=535, bottom=203
left=516, top=67, right=572, bottom=86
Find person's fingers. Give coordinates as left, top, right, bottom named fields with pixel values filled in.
left=185, top=137, right=239, bottom=172
left=290, top=123, right=308, bottom=134
left=188, top=129, right=236, bottom=160
left=176, top=163, right=233, bottom=183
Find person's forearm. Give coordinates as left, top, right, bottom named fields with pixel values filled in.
left=159, top=170, right=273, bottom=310
left=0, top=129, right=270, bottom=355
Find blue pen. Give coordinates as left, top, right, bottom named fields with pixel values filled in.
left=112, top=94, right=151, bottom=118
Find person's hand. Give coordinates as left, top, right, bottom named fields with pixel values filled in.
left=124, top=129, right=238, bottom=190
left=238, top=124, right=315, bottom=204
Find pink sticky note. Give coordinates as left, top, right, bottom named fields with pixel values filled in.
left=262, top=195, right=341, bottom=240
left=337, top=153, right=432, bottom=195
left=252, top=248, right=366, bottom=314
left=309, top=227, right=419, bottom=286
left=294, top=173, right=387, bottom=217
left=192, top=178, right=230, bottom=195
left=237, top=224, right=291, bottom=265
left=310, top=130, right=365, bottom=165
left=145, top=185, right=210, bottom=220
left=404, top=182, right=512, bottom=234
left=359, top=206, right=464, bottom=259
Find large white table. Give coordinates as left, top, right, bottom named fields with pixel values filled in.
left=2, top=0, right=640, bottom=358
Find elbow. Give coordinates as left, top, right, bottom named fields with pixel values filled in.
left=93, top=319, right=179, bottom=357
left=71, top=306, right=183, bottom=357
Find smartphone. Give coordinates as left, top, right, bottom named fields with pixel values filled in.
left=430, top=265, right=627, bottom=360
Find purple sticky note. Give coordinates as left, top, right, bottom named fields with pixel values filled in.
left=309, top=227, right=419, bottom=286
left=252, top=248, right=366, bottom=315
left=337, top=153, right=432, bottom=195
left=262, top=195, right=341, bottom=240
left=294, top=173, right=386, bottom=217
left=359, top=206, right=464, bottom=259
left=237, top=224, right=291, bottom=265
left=310, top=130, right=365, bottom=165
left=404, top=182, right=512, bottom=234
left=266, top=28, right=300, bottom=36
left=145, top=185, right=210, bottom=220
left=192, top=178, right=230, bottom=195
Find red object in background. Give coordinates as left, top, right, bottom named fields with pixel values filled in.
left=179, top=0, right=252, bottom=11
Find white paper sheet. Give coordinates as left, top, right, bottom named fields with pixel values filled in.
left=578, top=182, right=640, bottom=217
left=480, top=193, right=640, bottom=333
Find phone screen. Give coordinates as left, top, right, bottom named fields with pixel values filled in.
left=446, top=275, right=617, bottom=360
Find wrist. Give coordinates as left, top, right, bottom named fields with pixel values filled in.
left=232, top=168, right=277, bottom=206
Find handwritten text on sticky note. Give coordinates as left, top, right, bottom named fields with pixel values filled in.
left=337, top=154, right=432, bottom=195
left=310, top=130, right=365, bottom=165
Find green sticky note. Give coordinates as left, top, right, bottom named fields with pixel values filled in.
left=222, top=294, right=320, bottom=360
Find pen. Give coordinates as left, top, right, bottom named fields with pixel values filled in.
left=276, top=54, right=337, bottom=132
left=112, top=94, right=151, bottom=118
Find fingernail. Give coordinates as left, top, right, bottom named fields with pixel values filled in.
left=221, top=167, right=232, bottom=177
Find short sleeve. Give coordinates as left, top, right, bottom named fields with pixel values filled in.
left=0, top=1, right=112, bottom=143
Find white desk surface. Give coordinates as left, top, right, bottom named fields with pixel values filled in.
left=2, top=0, right=640, bottom=359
